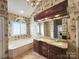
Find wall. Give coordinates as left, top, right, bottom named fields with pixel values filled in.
left=40, top=23, right=44, bottom=36
left=44, top=22, right=50, bottom=36
left=30, top=17, right=40, bottom=38
left=8, top=13, right=31, bottom=41
left=67, top=0, right=79, bottom=59
left=0, top=0, right=8, bottom=59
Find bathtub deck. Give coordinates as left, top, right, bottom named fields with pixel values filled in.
left=8, top=39, right=33, bottom=59
left=12, top=49, right=47, bottom=59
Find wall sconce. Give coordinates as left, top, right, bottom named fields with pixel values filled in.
left=70, top=18, right=76, bottom=31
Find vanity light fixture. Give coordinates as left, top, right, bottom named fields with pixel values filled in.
left=55, top=15, right=60, bottom=17
left=38, top=0, right=41, bottom=2
left=38, top=20, right=41, bottom=22
left=53, top=17, right=62, bottom=20
left=36, top=2, right=39, bottom=5
left=20, top=10, right=24, bottom=14
left=27, top=0, right=30, bottom=2
left=45, top=18, right=48, bottom=20
left=31, top=3, right=33, bottom=6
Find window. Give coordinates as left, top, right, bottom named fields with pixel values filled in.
left=20, top=22, right=26, bottom=34
left=11, top=21, right=26, bottom=36
left=39, top=23, right=44, bottom=36
left=11, top=22, right=20, bottom=36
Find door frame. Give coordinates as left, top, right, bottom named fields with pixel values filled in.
left=76, top=16, right=79, bottom=59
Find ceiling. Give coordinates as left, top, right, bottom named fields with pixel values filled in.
left=7, top=0, right=36, bottom=17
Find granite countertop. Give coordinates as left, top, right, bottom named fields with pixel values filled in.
left=35, top=37, right=68, bottom=49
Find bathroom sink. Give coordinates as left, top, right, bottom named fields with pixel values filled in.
left=37, top=38, right=68, bottom=48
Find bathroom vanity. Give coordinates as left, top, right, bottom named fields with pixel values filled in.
left=33, top=38, right=68, bottom=59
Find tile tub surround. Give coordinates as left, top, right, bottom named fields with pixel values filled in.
left=8, top=39, right=33, bottom=59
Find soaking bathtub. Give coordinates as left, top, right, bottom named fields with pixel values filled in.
left=8, top=39, right=33, bottom=59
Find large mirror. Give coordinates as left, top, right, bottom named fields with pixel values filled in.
left=54, top=19, right=63, bottom=39
left=53, top=17, right=69, bottom=40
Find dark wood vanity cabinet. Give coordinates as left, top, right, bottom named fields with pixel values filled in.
left=33, top=40, right=67, bottom=59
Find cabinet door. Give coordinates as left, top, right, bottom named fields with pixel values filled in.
left=48, top=51, right=59, bottom=59
left=48, top=44, right=67, bottom=59
left=41, top=41, right=48, bottom=57
left=33, top=40, right=39, bottom=53
left=49, top=49, right=64, bottom=59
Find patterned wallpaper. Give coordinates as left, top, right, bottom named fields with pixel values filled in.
left=33, top=0, right=64, bottom=15
left=8, top=13, right=31, bottom=41
left=0, top=0, right=8, bottom=59
left=67, top=0, right=79, bottom=59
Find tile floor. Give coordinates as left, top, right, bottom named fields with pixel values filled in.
left=13, top=50, right=47, bottom=59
